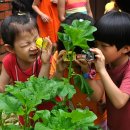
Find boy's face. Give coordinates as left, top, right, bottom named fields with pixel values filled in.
left=13, top=28, right=39, bottom=64
left=95, top=41, right=123, bottom=64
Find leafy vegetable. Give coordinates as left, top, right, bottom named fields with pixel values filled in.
left=58, top=20, right=97, bottom=52
left=0, top=20, right=98, bottom=130
left=34, top=109, right=97, bottom=130
left=58, top=19, right=97, bottom=96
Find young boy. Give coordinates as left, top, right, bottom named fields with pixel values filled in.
left=88, top=11, right=130, bottom=130
left=55, top=12, right=107, bottom=130
left=0, top=13, right=52, bottom=92
left=0, top=12, right=54, bottom=125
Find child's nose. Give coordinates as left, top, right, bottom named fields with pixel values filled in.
left=30, top=42, right=38, bottom=50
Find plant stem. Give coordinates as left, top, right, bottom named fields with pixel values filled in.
left=68, top=48, right=74, bottom=81
left=23, top=107, right=30, bottom=130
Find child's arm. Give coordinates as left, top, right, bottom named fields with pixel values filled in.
left=58, top=0, right=66, bottom=21
left=54, top=50, right=69, bottom=78
left=86, top=0, right=93, bottom=17
left=51, top=0, right=58, bottom=4
left=38, top=37, right=53, bottom=78
left=32, top=0, right=50, bottom=22
left=87, top=78, right=105, bottom=102
left=75, top=58, right=105, bottom=102
left=91, top=48, right=130, bottom=109
left=0, top=64, right=10, bottom=92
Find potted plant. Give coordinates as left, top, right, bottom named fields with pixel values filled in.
left=0, top=19, right=101, bottom=130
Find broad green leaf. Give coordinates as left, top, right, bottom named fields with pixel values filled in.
left=58, top=32, right=72, bottom=51
left=58, top=83, right=76, bottom=99
left=33, top=110, right=50, bottom=124
left=0, top=94, right=21, bottom=114
left=58, top=20, right=97, bottom=52
left=3, top=125, right=22, bottom=130
left=72, top=19, right=91, bottom=29
left=35, top=122, right=52, bottom=130
left=34, top=109, right=97, bottom=130
left=69, top=109, right=97, bottom=124
left=74, top=75, right=93, bottom=96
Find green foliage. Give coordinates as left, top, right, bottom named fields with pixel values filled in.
left=74, top=74, right=94, bottom=96
left=58, top=19, right=97, bottom=96
left=0, top=76, right=76, bottom=130
left=5, top=76, right=76, bottom=115
left=0, top=93, right=21, bottom=114
left=34, top=109, right=97, bottom=130
left=0, top=20, right=99, bottom=130
left=0, top=125, right=22, bottom=130
left=58, top=20, right=97, bottom=52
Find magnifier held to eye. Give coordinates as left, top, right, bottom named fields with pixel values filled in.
left=36, top=37, right=48, bottom=49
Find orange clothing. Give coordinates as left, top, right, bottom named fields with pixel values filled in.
left=37, top=0, right=60, bottom=43
left=64, top=69, right=107, bottom=125
left=50, top=53, right=107, bottom=125
left=72, top=87, right=107, bottom=125
left=50, top=51, right=58, bottom=77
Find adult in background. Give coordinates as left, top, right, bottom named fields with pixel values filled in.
left=32, top=0, right=60, bottom=45
left=58, top=0, right=93, bottom=22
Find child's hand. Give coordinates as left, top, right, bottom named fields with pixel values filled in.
left=40, top=13, right=50, bottom=22
left=51, top=0, right=58, bottom=4
left=41, top=37, right=52, bottom=64
left=75, top=54, right=90, bottom=73
left=56, top=50, right=69, bottom=74
left=90, top=48, right=106, bottom=72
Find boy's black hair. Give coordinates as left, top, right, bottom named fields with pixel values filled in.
left=94, top=11, right=130, bottom=50
left=115, top=0, right=130, bottom=13
left=57, top=12, right=95, bottom=53
left=0, top=13, right=37, bottom=47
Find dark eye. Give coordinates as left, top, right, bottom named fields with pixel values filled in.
left=26, top=42, right=31, bottom=45
left=21, top=42, right=31, bottom=47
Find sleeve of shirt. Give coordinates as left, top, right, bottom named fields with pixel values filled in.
left=2, top=53, right=13, bottom=78
left=120, top=64, right=130, bottom=95
left=49, top=51, right=58, bottom=78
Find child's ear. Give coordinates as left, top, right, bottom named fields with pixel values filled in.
left=4, top=44, right=15, bottom=53
left=122, top=45, right=130, bottom=54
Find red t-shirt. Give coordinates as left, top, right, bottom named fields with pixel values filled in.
left=3, top=53, right=42, bottom=82
left=107, top=59, right=130, bottom=130
left=2, top=53, right=55, bottom=125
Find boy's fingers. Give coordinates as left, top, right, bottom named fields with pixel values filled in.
left=58, top=50, right=66, bottom=57
left=42, top=37, right=53, bottom=52
left=90, top=48, right=102, bottom=55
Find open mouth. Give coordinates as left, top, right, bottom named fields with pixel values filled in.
left=30, top=53, right=38, bottom=59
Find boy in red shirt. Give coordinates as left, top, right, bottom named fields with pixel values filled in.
left=90, top=11, right=130, bottom=130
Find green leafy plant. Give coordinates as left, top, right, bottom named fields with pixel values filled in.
left=58, top=19, right=97, bottom=95
left=0, top=93, right=21, bottom=130
left=34, top=109, right=97, bottom=130
left=3, top=77, right=76, bottom=130
left=58, top=19, right=96, bottom=52
left=0, top=20, right=100, bottom=130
